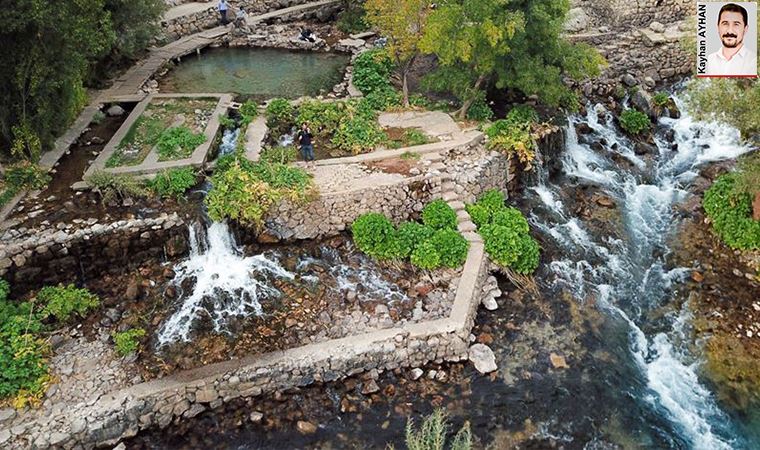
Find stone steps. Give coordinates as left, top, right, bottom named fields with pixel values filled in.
left=448, top=200, right=465, bottom=211
left=442, top=191, right=458, bottom=202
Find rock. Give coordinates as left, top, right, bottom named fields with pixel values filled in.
left=468, top=344, right=497, bottom=374
left=125, top=280, right=141, bottom=301
left=630, top=89, right=654, bottom=119
left=477, top=333, right=494, bottom=345
left=165, top=235, right=188, bottom=258
left=482, top=295, right=498, bottom=311
left=414, top=282, right=434, bottom=297
left=0, top=408, right=16, bottom=423
left=249, top=411, right=264, bottom=423
left=691, top=271, right=704, bottom=283
left=195, top=388, right=218, bottom=403
left=634, top=142, right=657, bottom=156
left=594, top=195, right=616, bottom=208
left=410, top=368, right=424, bottom=380
left=297, top=420, right=318, bottom=435
left=113, top=443, right=126, bottom=450
left=90, top=136, right=105, bottom=145
left=106, top=105, right=125, bottom=117
left=649, top=21, right=665, bottom=33
left=550, top=352, right=569, bottom=369
left=564, top=7, right=589, bottom=33
left=575, top=122, right=593, bottom=135
left=361, top=380, right=380, bottom=395
left=644, top=77, right=656, bottom=89
left=622, top=74, right=637, bottom=87
left=257, top=231, right=280, bottom=244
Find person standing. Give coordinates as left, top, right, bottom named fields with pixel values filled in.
left=297, top=123, right=315, bottom=162
left=234, top=7, right=248, bottom=28
left=217, top=0, right=230, bottom=25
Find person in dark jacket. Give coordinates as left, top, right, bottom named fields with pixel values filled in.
left=297, top=123, right=314, bottom=162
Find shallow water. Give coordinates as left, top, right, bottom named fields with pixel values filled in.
left=159, top=47, right=350, bottom=99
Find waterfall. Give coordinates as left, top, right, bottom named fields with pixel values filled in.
left=527, top=98, right=753, bottom=448
left=157, top=222, right=293, bottom=345
left=218, top=127, right=241, bottom=156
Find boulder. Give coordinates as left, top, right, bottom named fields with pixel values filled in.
left=564, top=8, right=590, bottom=33
left=106, top=105, right=125, bottom=117
left=622, top=74, right=638, bottom=87
left=649, top=21, right=665, bottom=33
left=297, top=420, right=318, bottom=434
left=630, top=89, right=655, bottom=119
left=634, top=142, right=657, bottom=156
left=468, top=344, right=497, bottom=374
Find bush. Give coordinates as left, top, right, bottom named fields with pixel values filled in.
left=337, top=3, right=369, bottom=34
left=332, top=112, right=387, bottom=154
left=265, top=98, right=295, bottom=133
left=205, top=158, right=315, bottom=227
left=36, top=284, right=100, bottom=322
left=703, top=173, right=760, bottom=250
left=404, top=129, right=428, bottom=146
left=397, top=222, right=435, bottom=258
left=410, top=240, right=441, bottom=270
left=422, top=200, right=457, bottom=231
left=652, top=92, right=670, bottom=108
left=618, top=109, right=651, bottom=135
left=156, top=126, right=206, bottom=160
left=239, top=100, right=259, bottom=125
left=0, top=162, right=51, bottom=206
left=352, top=49, right=394, bottom=97
left=467, top=190, right=541, bottom=274
left=91, top=110, right=107, bottom=125
left=466, top=93, right=493, bottom=122
left=485, top=120, right=536, bottom=164
left=401, top=409, right=472, bottom=450
left=363, top=87, right=402, bottom=112
left=506, top=105, right=539, bottom=125
left=113, top=328, right=146, bottom=356
left=429, top=229, right=469, bottom=268
left=296, top=100, right=346, bottom=137
left=351, top=213, right=401, bottom=260
left=149, top=167, right=196, bottom=199
left=260, top=146, right=298, bottom=164
left=86, top=170, right=149, bottom=204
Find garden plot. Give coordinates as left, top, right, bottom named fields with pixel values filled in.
left=81, top=94, right=232, bottom=182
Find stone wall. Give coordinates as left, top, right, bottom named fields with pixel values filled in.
left=572, top=0, right=691, bottom=28
left=160, top=0, right=338, bottom=42
left=1, top=222, right=491, bottom=450
left=0, top=213, right=188, bottom=296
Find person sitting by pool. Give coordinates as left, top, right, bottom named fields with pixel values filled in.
left=299, top=27, right=316, bottom=43
left=297, top=123, right=315, bottom=163
left=234, top=7, right=248, bottom=28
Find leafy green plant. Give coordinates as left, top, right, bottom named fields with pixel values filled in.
left=401, top=151, right=421, bottom=161
left=149, top=167, right=197, bottom=199
left=485, top=119, right=536, bottom=165
left=91, top=110, right=107, bottom=125
left=219, top=114, right=236, bottom=130
left=410, top=240, right=441, bottom=270
left=618, top=109, right=651, bottom=135
left=397, top=222, right=436, bottom=258
left=399, top=409, right=472, bottom=450
left=337, top=2, right=370, bottom=33
left=260, top=146, right=298, bottom=164
left=205, top=157, right=315, bottom=227
left=422, top=200, right=457, bottom=231
left=265, top=98, right=295, bottom=133
left=506, top=105, right=539, bottom=125
left=86, top=170, right=149, bottom=204
left=239, top=100, right=259, bottom=126
left=404, top=129, right=429, bottom=146
left=296, top=99, right=346, bottom=137
left=467, top=190, right=540, bottom=274
left=703, top=173, right=760, bottom=250
left=429, top=229, right=469, bottom=268
left=0, top=162, right=51, bottom=206
left=652, top=92, right=670, bottom=108
left=363, top=87, right=402, bottom=112
left=156, top=126, right=206, bottom=161
left=465, top=93, right=493, bottom=122
left=353, top=49, right=394, bottom=96
left=332, top=112, right=387, bottom=154
left=351, top=213, right=402, bottom=260
left=36, top=284, right=100, bottom=322
left=112, top=328, right=146, bottom=356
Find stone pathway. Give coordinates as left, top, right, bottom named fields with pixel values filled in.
left=164, top=1, right=215, bottom=22
left=244, top=116, right=268, bottom=161
left=378, top=111, right=463, bottom=141
left=307, top=163, right=406, bottom=194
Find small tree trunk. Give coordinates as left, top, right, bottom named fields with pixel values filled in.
left=402, top=72, right=410, bottom=107
left=753, top=191, right=760, bottom=221
left=456, top=74, right=487, bottom=120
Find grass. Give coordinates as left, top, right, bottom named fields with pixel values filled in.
left=106, top=97, right=217, bottom=167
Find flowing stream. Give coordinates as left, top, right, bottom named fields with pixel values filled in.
left=525, top=96, right=753, bottom=448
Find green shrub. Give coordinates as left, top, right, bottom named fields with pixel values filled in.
left=652, top=92, right=670, bottom=108
left=363, top=87, right=402, bottom=112
left=91, top=110, right=106, bottom=125
left=703, top=174, right=760, bottom=250
left=401, top=151, right=421, bottom=161
left=410, top=240, right=441, bottom=270
left=260, top=146, right=298, bottom=164
left=465, top=204, right=490, bottom=228
left=156, top=126, right=206, bottom=161
left=239, top=100, right=259, bottom=125
left=0, top=280, right=8, bottom=302
left=404, top=129, right=429, bottom=146
left=36, top=284, right=99, bottom=323
left=149, top=167, right=197, bottom=199
left=296, top=99, right=346, bottom=136
left=491, top=207, right=530, bottom=235
left=205, top=158, right=314, bottom=227
left=401, top=409, right=472, bottom=450
left=351, top=213, right=402, bottom=260
left=506, top=105, right=539, bottom=125
left=332, top=112, right=387, bottom=154
left=485, top=119, right=535, bottom=164
left=113, top=328, right=146, bottom=356
left=219, top=114, right=236, bottom=130
left=476, top=189, right=506, bottom=216
left=0, top=162, right=51, bottom=206
left=422, top=200, right=457, bottom=231
left=265, top=98, right=295, bottom=133
left=86, top=170, right=149, bottom=204
left=337, top=3, right=369, bottom=34
left=397, top=222, right=436, bottom=258
left=480, top=223, right=522, bottom=267
left=512, top=234, right=540, bottom=274
left=466, top=93, right=493, bottom=122
left=353, top=49, right=394, bottom=96
left=429, top=229, right=469, bottom=268
left=618, top=109, right=651, bottom=135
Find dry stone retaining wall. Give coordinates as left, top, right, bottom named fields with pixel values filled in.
left=0, top=213, right=188, bottom=296
left=573, top=0, right=691, bottom=28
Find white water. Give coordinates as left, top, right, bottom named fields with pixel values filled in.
left=157, top=222, right=293, bottom=345
left=218, top=128, right=241, bottom=156
left=531, top=97, right=753, bottom=448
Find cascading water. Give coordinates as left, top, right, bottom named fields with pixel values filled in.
left=526, top=96, right=753, bottom=449
left=218, top=127, right=241, bottom=157
left=157, top=222, right=293, bottom=345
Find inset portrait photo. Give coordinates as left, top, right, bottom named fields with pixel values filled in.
left=697, top=2, right=758, bottom=78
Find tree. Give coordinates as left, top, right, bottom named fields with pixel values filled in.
left=419, top=0, right=525, bottom=119
left=365, top=0, right=430, bottom=106
left=0, top=0, right=115, bottom=159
